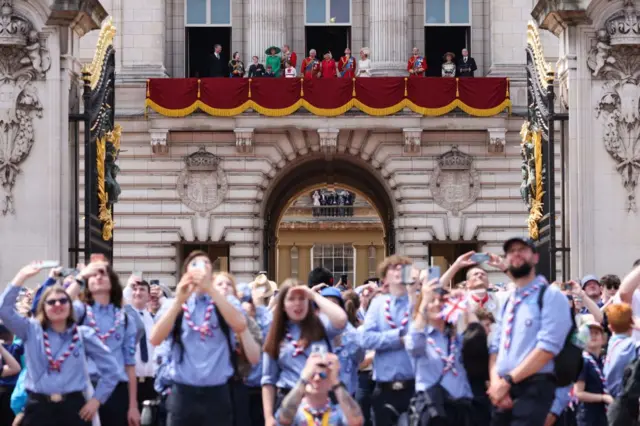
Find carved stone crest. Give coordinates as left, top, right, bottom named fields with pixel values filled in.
left=0, top=1, right=51, bottom=215
left=429, top=146, right=480, bottom=215
left=587, top=1, right=640, bottom=211
left=177, top=147, right=228, bottom=214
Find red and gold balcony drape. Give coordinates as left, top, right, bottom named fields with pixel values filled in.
left=145, top=77, right=511, bottom=118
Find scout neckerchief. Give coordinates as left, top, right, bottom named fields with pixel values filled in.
left=503, top=283, right=542, bottom=349
left=85, top=304, right=124, bottom=343
left=182, top=298, right=216, bottom=340
left=426, top=332, right=458, bottom=376
left=471, top=292, right=489, bottom=307
left=384, top=297, right=408, bottom=329
left=286, top=325, right=305, bottom=357
left=43, top=325, right=80, bottom=372
left=302, top=400, right=331, bottom=426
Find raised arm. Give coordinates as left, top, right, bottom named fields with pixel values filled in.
left=0, top=344, right=21, bottom=377
left=307, top=287, right=347, bottom=330
left=150, top=274, right=194, bottom=346
left=239, top=316, right=262, bottom=365
left=206, top=287, right=247, bottom=334
left=1, top=263, right=45, bottom=341
left=620, top=264, right=640, bottom=304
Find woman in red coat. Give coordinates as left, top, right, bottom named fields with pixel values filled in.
left=321, top=52, right=337, bottom=78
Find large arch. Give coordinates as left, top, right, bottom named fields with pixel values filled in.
left=260, top=153, right=397, bottom=278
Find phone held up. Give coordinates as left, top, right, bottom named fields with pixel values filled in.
left=401, top=264, right=441, bottom=285
left=470, top=253, right=490, bottom=264
left=311, top=343, right=329, bottom=374
left=39, top=260, right=60, bottom=269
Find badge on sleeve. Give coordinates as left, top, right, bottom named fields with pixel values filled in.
left=525, top=319, right=533, bottom=327
left=115, top=333, right=121, bottom=341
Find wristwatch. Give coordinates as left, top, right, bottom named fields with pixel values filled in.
left=331, top=382, right=346, bottom=392
left=74, top=276, right=86, bottom=288
left=503, top=374, right=515, bottom=386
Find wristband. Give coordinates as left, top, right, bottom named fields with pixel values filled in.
left=300, top=377, right=310, bottom=387
left=331, top=382, right=346, bottom=392
left=74, top=277, right=86, bottom=288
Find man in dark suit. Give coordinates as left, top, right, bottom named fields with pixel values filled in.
left=457, top=48, right=478, bottom=77
left=210, top=44, right=227, bottom=77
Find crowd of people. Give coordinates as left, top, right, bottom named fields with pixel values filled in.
left=1, top=236, right=640, bottom=426
left=208, top=43, right=478, bottom=79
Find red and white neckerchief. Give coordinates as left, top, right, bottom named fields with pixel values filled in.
left=302, top=400, right=331, bottom=426
left=286, top=328, right=305, bottom=357
left=384, top=297, right=409, bottom=329
left=440, top=297, right=467, bottom=324
left=503, top=283, right=542, bottom=349
left=85, top=305, right=124, bottom=343
left=182, top=301, right=215, bottom=340
left=583, top=351, right=608, bottom=393
left=470, top=292, right=489, bottom=307
left=43, top=326, right=80, bottom=372
left=426, top=336, right=459, bottom=376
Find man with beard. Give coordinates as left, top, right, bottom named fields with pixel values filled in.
left=488, top=237, right=572, bottom=426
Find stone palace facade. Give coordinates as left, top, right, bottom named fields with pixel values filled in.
left=1, top=0, right=639, bottom=287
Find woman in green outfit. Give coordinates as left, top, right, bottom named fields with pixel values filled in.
left=265, top=46, right=281, bottom=76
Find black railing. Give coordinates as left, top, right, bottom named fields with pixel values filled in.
left=312, top=205, right=354, bottom=217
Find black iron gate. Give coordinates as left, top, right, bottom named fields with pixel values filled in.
left=69, top=20, right=120, bottom=263
left=521, top=24, right=569, bottom=282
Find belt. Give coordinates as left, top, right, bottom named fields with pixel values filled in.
left=28, top=391, right=84, bottom=404
left=138, top=377, right=154, bottom=384
left=377, top=380, right=415, bottom=391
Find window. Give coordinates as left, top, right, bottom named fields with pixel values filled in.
left=306, top=0, right=351, bottom=25
left=291, top=246, right=299, bottom=279
left=368, top=246, right=377, bottom=278
left=186, top=0, right=231, bottom=26
left=313, top=244, right=354, bottom=286
left=425, top=0, right=470, bottom=25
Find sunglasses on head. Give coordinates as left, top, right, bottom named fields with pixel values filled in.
left=45, top=298, right=70, bottom=307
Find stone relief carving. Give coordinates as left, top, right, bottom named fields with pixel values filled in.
left=588, top=0, right=640, bottom=211
left=0, top=1, right=50, bottom=215
left=177, top=147, right=228, bottom=215
left=429, top=146, right=480, bottom=215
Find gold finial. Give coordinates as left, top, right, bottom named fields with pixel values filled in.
left=85, top=16, right=117, bottom=90
left=527, top=21, right=555, bottom=87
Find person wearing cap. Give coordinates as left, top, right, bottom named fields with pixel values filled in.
left=602, top=303, right=636, bottom=398
left=580, top=275, right=603, bottom=308
left=488, top=237, right=572, bottom=426
left=574, top=316, right=609, bottom=426
left=360, top=255, right=415, bottom=425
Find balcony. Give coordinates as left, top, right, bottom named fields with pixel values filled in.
left=145, top=77, right=511, bottom=118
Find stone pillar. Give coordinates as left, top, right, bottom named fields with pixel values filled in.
left=247, top=0, right=287, bottom=63
left=353, top=245, right=370, bottom=286
left=277, top=244, right=292, bottom=284
left=369, top=0, right=408, bottom=76
left=297, top=245, right=313, bottom=285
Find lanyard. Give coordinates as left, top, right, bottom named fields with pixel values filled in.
left=302, top=404, right=330, bottom=426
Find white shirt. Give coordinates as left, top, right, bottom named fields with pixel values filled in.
left=285, top=67, right=297, bottom=78
left=357, top=59, right=372, bottom=77
left=133, top=307, right=155, bottom=378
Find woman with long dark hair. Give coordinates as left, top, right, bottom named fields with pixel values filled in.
left=72, top=261, right=140, bottom=426
left=0, top=262, right=119, bottom=426
left=261, top=280, right=347, bottom=426
left=150, top=251, right=247, bottom=426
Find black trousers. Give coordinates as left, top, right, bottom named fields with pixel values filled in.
left=490, top=375, right=556, bottom=426
left=167, top=383, right=233, bottom=426
left=98, top=381, right=129, bottom=426
left=372, top=381, right=415, bottom=426
left=229, top=380, right=251, bottom=426
left=137, top=377, right=157, bottom=412
left=355, top=371, right=375, bottom=426
left=0, top=385, right=16, bottom=426
left=22, top=392, right=90, bottom=426
left=555, top=408, right=577, bottom=426
left=247, top=387, right=265, bottom=426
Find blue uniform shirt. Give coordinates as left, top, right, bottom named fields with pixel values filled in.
left=0, top=285, right=119, bottom=404
left=490, top=277, right=572, bottom=376
left=334, top=323, right=365, bottom=395
left=550, top=384, right=572, bottom=416
left=156, top=293, right=244, bottom=387
left=262, top=314, right=345, bottom=389
left=603, top=334, right=636, bottom=398
left=153, top=339, right=174, bottom=394
left=246, top=306, right=273, bottom=388
left=577, top=353, right=607, bottom=426
left=74, top=301, right=137, bottom=383
left=405, top=323, right=473, bottom=399
left=360, top=293, right=414, bottom=382
left=0, top=341, right=23, bottom=386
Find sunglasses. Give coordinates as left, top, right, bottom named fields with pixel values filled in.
left=45, top=298, right=70, bottom=307
left=605, top=284, right=619, bottom=290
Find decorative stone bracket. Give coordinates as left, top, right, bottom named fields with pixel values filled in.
left=149, top=129, right=169, bottom=154
left=318, top=128, right=339, bottom=153
left=487, top=128, right=507, bottom=153
left=403, top=128, right=422, bottom=153
left=234, top=128, right=254, bottom=153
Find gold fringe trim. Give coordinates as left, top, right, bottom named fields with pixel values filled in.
left=146, top=79, right=150, bottom=97
left=506, top=78, right=510, bottom=97
left=145, top=99, right=200, bottom=117
left=352, top=78, right=356, bottom=97
left=197, top=100, right=252, bottom=117
left=355, top=99, right=407, bottom=116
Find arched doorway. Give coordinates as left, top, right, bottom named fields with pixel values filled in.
left=261, top=155, right=396, bottom=282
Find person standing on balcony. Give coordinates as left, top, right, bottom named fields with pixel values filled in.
left=357, top=48, right=372, bottom=77
left=442, top=52, right=457, bottom=77
left=284, top=61, right=297, bottom=78
left=457, top=48, right=477, bottom=77
left=338, top=48, right=356, bottom=78
left=320, top=52, right=337, bottom=78
left=248, top=56, right=266, bottom=77
left=281, top=44, right=297, bottom=76
left=301, top=49, right=321, bottom=79
left=407, top=47, right=426, bottom=77
left=265, top=46, right=281, bottom=78
left=210, top=44, right=227, bottom=77
left=229, top=52, right=245, bottom=78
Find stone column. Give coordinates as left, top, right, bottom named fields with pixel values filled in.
left=247, top=0, right=287, bottom=63
left=277, top=244, right=292, bottom=284
left=353, top=245, right=370, bottom=286
left=297, top=245, right=313, bottom=285
left=369, top=0, right=408, bottom=76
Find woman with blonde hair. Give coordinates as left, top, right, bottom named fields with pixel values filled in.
left=357, top=48, right=372, bottom=77
left=0, top=262, right=119, bottom=426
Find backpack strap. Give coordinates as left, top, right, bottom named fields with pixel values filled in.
left=214, top=307, right=239, bottom=376
left=537, top=284, right=548, bottom=312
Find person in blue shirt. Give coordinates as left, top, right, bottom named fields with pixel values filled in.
left=261, top=280, right=347, bottom=426
left=0, top=262, right=119, bottom=426
left=150, top=250, right=248, bottom=426
left=488, top=237, right=572, bottom=426
left=71, top=261, right=140, bottom=426
left=602, top=302, right=637, bottom=398
left=275, top=352, right=364, bottom=426
left=360, top=255, right=415, bottom=426
left=0, top=323, right=23, bottom=426
left=546, top=384, right=575, bottom=426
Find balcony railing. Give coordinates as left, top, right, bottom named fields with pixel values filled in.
left=145, top=77, right=511, bottom=118
left=312, top=205, right=354, bottom=217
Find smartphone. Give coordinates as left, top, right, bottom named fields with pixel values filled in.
left=189, top=259, right=206, bottom=272
left=39, top=260, right=60, bottom=269
left=150, top=279, right=160, bottom=286
left=470, top=253, right=490, bottom=264
left=400, top=264, right=414, bottom=285
left=311, top=343, right=328, bottom=368
left=562, top=282, right=573, bottom=291
left=428, top=266, right=441, bottom=281
left=340, top=274, right=348, bottom=286
left=59, top=268, right=78, bottom=278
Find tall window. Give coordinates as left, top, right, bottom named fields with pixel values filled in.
left=313, top=244, right=354, bottom=286
left=291, top=246, right=299, bottom=279
left=305, top=0, right=351, bottom=25
left=425, top=0, right=470, bottom=25
left=368, top=246, right=377, bottom=279
left=185, top=0, right=231, bottom=26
